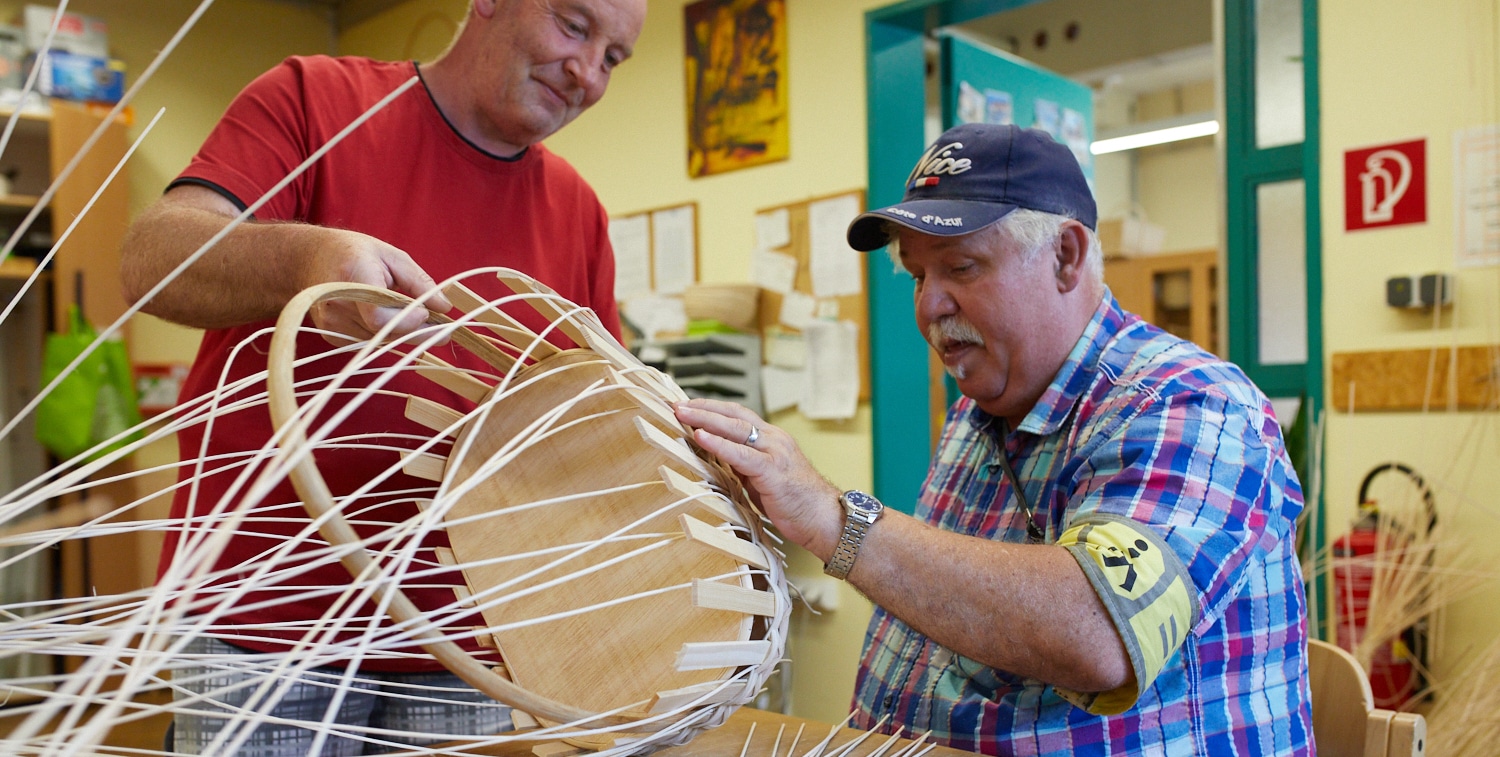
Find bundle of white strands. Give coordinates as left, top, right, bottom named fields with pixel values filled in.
left=0, top=267, right=790, bottom=756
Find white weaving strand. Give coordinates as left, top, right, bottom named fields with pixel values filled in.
left=0, top=267, right=790, bottom=755
left=0, top=2, right=788, bottom=749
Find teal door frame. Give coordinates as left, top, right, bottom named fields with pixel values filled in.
left=1222, top=0, right=1325, bottom=634
left=864, top=0, right=1044, bottom=509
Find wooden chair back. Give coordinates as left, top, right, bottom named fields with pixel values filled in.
left=1309, top=639, right=1427, bottom=757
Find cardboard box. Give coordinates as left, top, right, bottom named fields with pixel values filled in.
left=22, top=5, right=108, bottom=57
left=682, top=283, right=760, bottom=333
left=1097, top=216, right=1166, bottom=257
left=32, top=50, right=124, bottom=103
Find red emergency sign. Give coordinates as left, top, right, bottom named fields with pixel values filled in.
left=1345, top=139, right=1426, bottom=231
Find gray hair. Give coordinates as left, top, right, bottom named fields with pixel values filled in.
left=879, top=210, right=1103, bottom=285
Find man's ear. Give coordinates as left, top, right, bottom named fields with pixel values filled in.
left=1054, top=220, right=1089, bottom=293
left=475, top=0, right=498, bottom=19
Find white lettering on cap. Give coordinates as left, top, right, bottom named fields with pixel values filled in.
left=888, top=208, right=917, bottom=219
left=920, top=215, right=964, bottom=227
left=907, top=141, right=973, bottom=185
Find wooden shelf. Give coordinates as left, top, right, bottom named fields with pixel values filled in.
left=0, top=255, right=37, bottom=280
left=0, top=107, right=52, bottom=124
left=0, top=101, right=131, bottom=126
left=0, top=194, right=40, bottom=210
left=1105, top=249, right=1219, bottom=355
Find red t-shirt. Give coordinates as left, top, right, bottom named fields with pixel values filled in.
left=160, top=56, right=621, bottom=670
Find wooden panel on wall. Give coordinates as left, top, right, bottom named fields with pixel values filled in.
left=1330, top=346, right=1500, bottom=411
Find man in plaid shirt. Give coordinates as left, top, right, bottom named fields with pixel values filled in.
left=676, top=122, right=1313, bottom=755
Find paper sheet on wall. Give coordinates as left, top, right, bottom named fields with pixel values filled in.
left=623, top=295, right=688, bottom=341
left=755, top=208, right=791, bottom=251
left=808, top=194, right=863, bottom=297
left=752, top=249, right=798, bottom=293
left=1455, top=125, right=1500, bottom=267
left=761, top=365, right=803, bottom=415
left=651, top=205, right=696, bottom=294
left=764, top=328, right=806, bottom=368
left=801, top=320, right=860, bottom=420
left=815, top=299, right=839, bottom=320
left=779, top=290, right=816, bottom=330
left=608, top=215, right=651, bottom=300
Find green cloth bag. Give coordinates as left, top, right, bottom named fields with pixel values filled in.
left=35, top=305, right=144, bottom=461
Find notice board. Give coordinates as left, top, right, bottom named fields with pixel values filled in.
left=751, top=189, right=870, bottom=415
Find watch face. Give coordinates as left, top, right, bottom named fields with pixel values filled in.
left=844, top=490, right=882, bottom=515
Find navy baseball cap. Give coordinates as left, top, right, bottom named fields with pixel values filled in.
left=847, top=123, right=1097, bottom=252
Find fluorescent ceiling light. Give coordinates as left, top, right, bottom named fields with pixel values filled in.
left=1091, top=116, right=1219, bottom=155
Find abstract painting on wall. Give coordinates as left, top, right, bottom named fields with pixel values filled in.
left=683, top=0, right=788, bottom=177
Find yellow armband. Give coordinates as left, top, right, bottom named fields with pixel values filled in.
left=1054, top=515, right=1198, bottom=715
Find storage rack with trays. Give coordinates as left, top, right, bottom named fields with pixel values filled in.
left=646, top=332, right=763, bottom=416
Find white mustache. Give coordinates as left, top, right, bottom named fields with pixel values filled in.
left=928, top=316, right=985, bottom=349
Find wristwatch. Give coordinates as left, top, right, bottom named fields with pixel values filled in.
left=824, top=490, right=884, bottom=580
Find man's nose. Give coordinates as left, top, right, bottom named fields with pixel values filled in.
left=916, top=279, right=958, bottom=322
left=563, top=51, right=607, bottom=105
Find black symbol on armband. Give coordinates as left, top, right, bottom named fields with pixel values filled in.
left=1102, top=539, right=1151, bottom=593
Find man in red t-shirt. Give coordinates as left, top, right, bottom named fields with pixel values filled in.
left=119, top=1, right=646, bottom=753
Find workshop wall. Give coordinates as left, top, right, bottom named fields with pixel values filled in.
left=340, top=0, right=463, bottom=61
left=1319, top=0, right=1500, bottom=689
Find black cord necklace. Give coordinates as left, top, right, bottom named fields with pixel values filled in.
left=994, top=450, right=1045, bottom=544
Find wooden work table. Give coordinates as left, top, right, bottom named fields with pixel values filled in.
left=440, top=706, right=984, bottom=756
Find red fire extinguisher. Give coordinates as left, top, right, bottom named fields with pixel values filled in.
left=1331, top=462, right=1435, bottom=710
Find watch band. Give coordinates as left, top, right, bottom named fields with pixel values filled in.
left=824, top=518, right=871, bottom=580
left=825, top=490, right=882, bottom=580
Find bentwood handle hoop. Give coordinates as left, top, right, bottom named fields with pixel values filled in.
left=265, top=281, right=644, bottom=730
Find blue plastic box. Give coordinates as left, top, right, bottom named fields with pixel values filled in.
left=32, top=49, right=124, bottom=103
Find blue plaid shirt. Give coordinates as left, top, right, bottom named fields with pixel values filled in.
left=851, top=294, right=1313, bottom=755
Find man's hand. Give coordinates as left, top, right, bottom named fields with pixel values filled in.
left=122, top=184, right=452, bottom=336
left=675, top=398, right=1132, bottom=691
left=298, top=229, right=453, bottom=343
left=673, top=398, right=843, bottom=560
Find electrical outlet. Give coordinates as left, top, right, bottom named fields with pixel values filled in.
left=1386, top=273, right=1453, bottom=309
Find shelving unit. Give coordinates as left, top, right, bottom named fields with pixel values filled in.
left=1105, top=249, right=1219, bottom=355
left=0, top=100, right=136, bottom=661
left=0, top=100, right=133, bottom=332
left=0, top=260, right=48, bottom=690
left=658, top=333, right=763, bottom=415
left=0, top=193, right=41, bottom=210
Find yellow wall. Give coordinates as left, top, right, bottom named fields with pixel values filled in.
left=339, top=0, right=464, bottom=62
left=1138, top=140, right=1218, bottom=252
left=1135, top=81, right=1218, bottom=253
left=340, top=0, right=886, bottom=723
left=1318, top=0, right=1500, bottom=685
